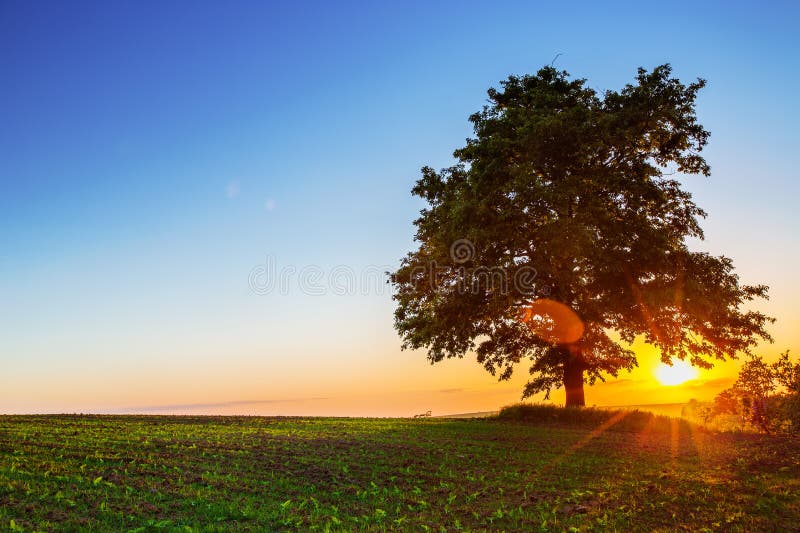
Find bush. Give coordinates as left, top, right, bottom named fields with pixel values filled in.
left=496, top=403, right=681, bottom=434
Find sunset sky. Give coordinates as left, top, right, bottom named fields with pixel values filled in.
left=2, top=1, right=798, bottom=416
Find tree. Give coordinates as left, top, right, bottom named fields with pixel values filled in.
left=772, top=350, right=800, bottom=394
left=710, top=388, right=746, bottom=422
left=773, top=350, right=800, bottom=432
left=732, top=355, right=776, bottom=432
left=718, top=351, right=800, bottom=433
left=391, top=64, right=773, bottom=406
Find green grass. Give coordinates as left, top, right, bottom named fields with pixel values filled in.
left=1, top=410, right=799, bottom=531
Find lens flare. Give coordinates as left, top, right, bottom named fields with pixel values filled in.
left=520, top=299, right=584, bottom=344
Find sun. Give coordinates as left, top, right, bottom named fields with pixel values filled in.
left=655, top=360, right=698, bottom=386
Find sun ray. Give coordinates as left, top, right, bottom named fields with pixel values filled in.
left=670, top=418, right=679, bottom=469
left=535, top=410, right=631, bottom=477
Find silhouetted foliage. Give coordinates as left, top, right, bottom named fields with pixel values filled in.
left=711, top=351, right=800, bottom=433
left=391, top=64, right=772, bottom=406
left=712, top=389, right=746, bottom=419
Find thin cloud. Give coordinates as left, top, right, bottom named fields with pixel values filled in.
left=599, top=378, right=636, bottom=387
left=682, top=377, right=735, bottom=390
left=118, top=397, right=329, bottom=413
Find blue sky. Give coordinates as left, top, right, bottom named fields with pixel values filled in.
left=1, top=1, right=798, bottom=414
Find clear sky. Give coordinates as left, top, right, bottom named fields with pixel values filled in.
left=2, top=1, right=798, bottom=415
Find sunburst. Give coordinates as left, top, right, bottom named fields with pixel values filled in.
left=655, top=360, right=698, bottom=386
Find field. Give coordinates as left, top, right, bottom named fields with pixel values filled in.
left=1, top=410, right=799, bottom=531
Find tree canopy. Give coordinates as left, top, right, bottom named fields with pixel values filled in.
left=391, top=64, right=773, bottom=406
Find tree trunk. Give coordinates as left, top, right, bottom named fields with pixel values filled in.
left=563, top=350, right=586, bottom=407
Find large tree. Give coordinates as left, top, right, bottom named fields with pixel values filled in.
left=391, top=64, right=772, bottom=406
